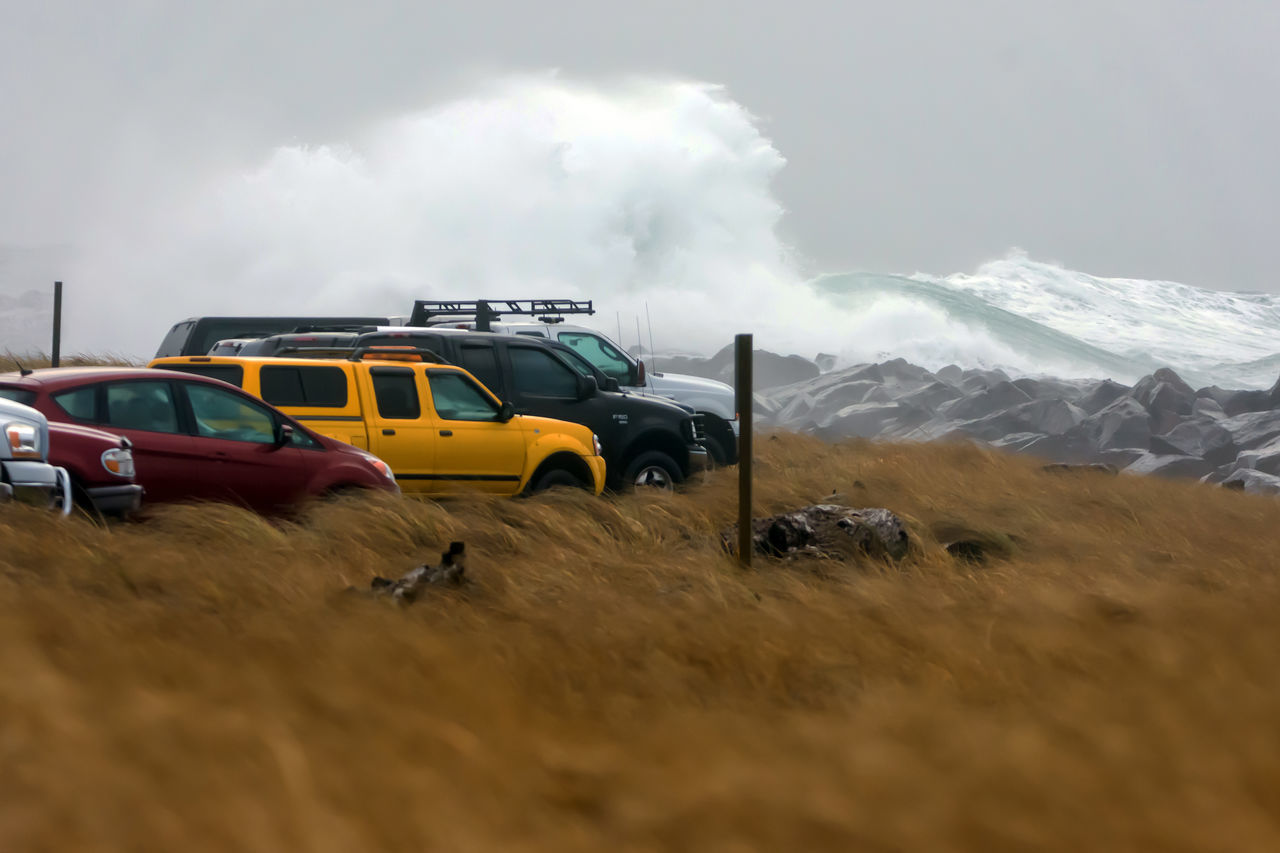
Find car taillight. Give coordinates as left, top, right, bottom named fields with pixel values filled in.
left=101, top=447, right=136, bottom=478
left=368, top=457, right=395, bottom=480
left=4, top=423, right=40, bottom=459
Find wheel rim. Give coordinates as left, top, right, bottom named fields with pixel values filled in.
left=634, top=465, right=674, bottom=490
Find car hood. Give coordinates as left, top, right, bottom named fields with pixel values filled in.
left=646, top=372, right=734, bottom=400
left=47, top=420, right=130, bottom=446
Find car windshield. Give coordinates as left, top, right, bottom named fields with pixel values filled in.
left=554, top=347, right=597, bottom=378
left=0, top=386, right=36, bottom=407
left=557, top=332, right=633, bottom=384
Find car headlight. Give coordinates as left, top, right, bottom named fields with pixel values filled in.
left=4, top=422, right=41, bottom=459
left=367, top=456, right=395, bottom=480
left=101, top=447, right=136, bottom=478
left=592, top=433, right=603, bottom=456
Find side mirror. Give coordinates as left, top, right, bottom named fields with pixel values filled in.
left=497, top=401, right=515, bottom=422
left=272, top=423, right=294, bottom=448
left=575, top=374, right=598, bottom=401
left=602, top=377, right=621, bottom=392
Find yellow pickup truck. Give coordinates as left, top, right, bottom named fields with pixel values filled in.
left=149, top=349, right=606, bottom=496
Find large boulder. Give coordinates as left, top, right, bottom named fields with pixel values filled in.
left=894, top=380, right=965, bottom=413
left=1079, top=396, right=1151, bottom=451
left=1010, top=398, right=1087, bottom=435
left=1124, top=453, right=1216, bottom=480
left=1018, top=429, right=1104, bottom=464
left=938, top=380, right=1033, bottom=421
left=1218, top=410, right=1280, bottom=450
left=1076, top=379, right=1132, bottom=415
left=1191, top=396, right=1227, bottom=420
left=1148, top=418, right=1238, bottom=466
left=1219, top=468, right=1280, bottom=495
left=818, top=401, right=930, bottom=439
left=959, top=368, right=1012, bottom=393
left=876, top=358, right=937, bottom=386
left=935, top=364, right=964, bottom=384
left=1231, top=436, right=1280, bottom=476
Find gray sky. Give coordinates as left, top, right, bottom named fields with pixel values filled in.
left=3, top=0, right=1279, bottom=291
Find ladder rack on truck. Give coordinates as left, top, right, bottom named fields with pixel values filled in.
left=408, top=299, right=595, bottom=331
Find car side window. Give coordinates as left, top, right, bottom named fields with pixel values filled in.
left=371, top=369, right=421, bottom=419
left=428, top=372, right=500, bottom=420
left=104, top=381, right=182, bottom=433
left=185, top=383, right=276, bottom=443
left=557, top=332, right=632, bottom=384
left=260, top=365, right=349, bottom=407
left=508, top=346, right=578, bottom=398
left=459, top=345, right=502, bottom=394
left=52, top=386, right=97, bottom=420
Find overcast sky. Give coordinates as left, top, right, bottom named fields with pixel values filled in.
left=3, top=0, right=1279, bottom=292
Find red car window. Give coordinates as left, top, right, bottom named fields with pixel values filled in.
left=104, top=382, right=182, bottom=433
left=186, top=383, right=276, bottom=444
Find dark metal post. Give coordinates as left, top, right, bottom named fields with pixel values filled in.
left=51, top=281, right=63, bottom=367
left=735, top=333, right=753, bottom=567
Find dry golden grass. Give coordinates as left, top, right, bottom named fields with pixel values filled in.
left=3, top=433, right=1280, bottom=851
left=1, top=351, right=141, bottom=372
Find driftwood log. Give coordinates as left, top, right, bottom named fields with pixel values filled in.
left=722, top=505, right=911, bottom=562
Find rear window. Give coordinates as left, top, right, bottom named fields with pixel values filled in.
left=53, top=386, right=97, bottom=420
left=154, top=321, right=195, bottom=358
left=0, top=386, right=36, bottom=407
left=260, top=365, right=349, bottom=407
left=153, top=363, right=245, bottom=387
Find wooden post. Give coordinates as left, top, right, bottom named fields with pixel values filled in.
left=51, top=281, right=63, bottom=368
left=735, top=333, right=753, bottom=567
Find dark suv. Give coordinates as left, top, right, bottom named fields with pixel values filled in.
left=172, top=329, right=709, bottom=490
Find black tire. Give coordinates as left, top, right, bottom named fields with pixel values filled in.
left=703, top=435, right=729, bottom=467
left=529, top=467, right=586, bottom=493
left=623, top=450, right=683, bottom=491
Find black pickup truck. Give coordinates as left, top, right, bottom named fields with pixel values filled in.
left=174, top=328, right=709, bottom=491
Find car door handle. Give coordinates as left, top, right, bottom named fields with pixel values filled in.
left=382, top=428, right=396, bottom=436
left=439, top=429, right=453, bottom=437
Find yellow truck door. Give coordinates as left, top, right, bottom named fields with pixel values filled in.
left=357, top=366, right=437, bottom=494
left=424, top=368, right=528, bottom=495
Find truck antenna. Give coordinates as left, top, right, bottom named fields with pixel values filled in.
left=635, top=315, right=644, bottom=370
left=645, top=301, right=658, bottom=374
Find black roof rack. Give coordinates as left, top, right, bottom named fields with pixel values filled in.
left=272, top=344, right=451, bottom=364
left=408, top=299, right=594, bottom=331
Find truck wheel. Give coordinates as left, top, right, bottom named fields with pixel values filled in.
left=530, top=468, right=586, bottom=493
left=624, top=451, right=683, bottom=491
left=703, top=435, right=729, bottom=467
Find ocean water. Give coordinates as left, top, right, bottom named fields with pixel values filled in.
left=808, top=255, right=1280, bottom=388
left=39, top=75, right=1280, bottom=388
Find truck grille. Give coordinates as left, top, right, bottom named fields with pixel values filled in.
left=686, top=415, right=707, bottom=444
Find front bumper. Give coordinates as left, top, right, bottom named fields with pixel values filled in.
left=2, top=460, right=70, bottom=512
left=586, top=455, right=608, bottom=495
left=686, top=446, right=710, bottom=475
left=85, top=483, right=144, bottom=516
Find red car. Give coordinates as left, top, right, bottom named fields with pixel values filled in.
left=0, top=368, right=399, bottom=513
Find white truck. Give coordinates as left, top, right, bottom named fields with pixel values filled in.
left=0, top=396, right=71, bottom=514
left=409, top=300, right=740, bottom=464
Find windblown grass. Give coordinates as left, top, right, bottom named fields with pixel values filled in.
left=1, top=351, right=140, bottom=372
left=3, top=433, right=1279, bottom=851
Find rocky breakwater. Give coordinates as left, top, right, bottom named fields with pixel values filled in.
left=758, top=359, right=1280, bottom=495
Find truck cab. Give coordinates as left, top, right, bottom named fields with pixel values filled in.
left=408, top=301, right=738, bottom=464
